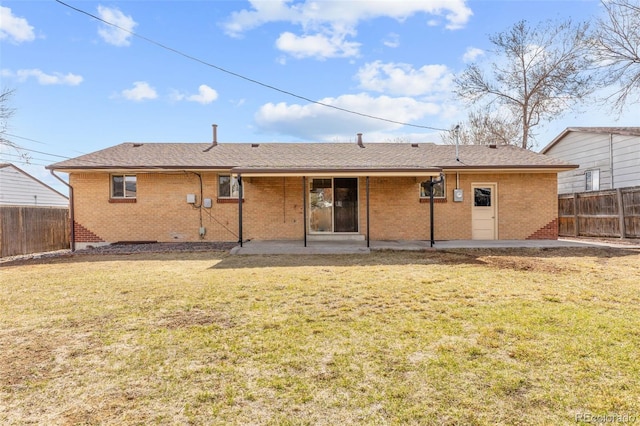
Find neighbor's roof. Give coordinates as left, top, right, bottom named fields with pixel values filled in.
left=47, top=142, right=577, bottom=174
left=541, top=127, right=640, bottom=154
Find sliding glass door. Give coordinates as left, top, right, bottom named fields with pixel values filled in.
left=309, top=178, right=358, bottom=233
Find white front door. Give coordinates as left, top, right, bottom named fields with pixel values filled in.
left=472, top=183, right=497, bottom=240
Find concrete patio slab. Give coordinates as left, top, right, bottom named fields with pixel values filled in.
left=230, top=240, right=371, bottom=255
left=230, top=238, right=639, bottom=255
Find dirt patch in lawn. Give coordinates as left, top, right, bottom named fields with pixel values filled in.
left=478, top=255, right=575, bottom=273
left=438, top=247, right=639, bottom=274
left=157, top=308, right=236, bottom=329
left=0, top=242, right=237, bottom=266
left=0, top=328, right=96, bottom=388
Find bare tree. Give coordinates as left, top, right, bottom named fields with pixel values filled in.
left=0, top=88, right=16, bottom=148
left=441, top=107, right=521, bottom=146
left=591, top=0, right=640, bottom=112
left=454, top=20, right=595, bottom=150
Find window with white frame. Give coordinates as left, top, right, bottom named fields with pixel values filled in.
left=111, top=175, right=137, bottom=198
left=585, top=169, right=600, bottom=191
left=420, top=176, right=445, bottom=199
left=218, top=175, right=242, bottom=198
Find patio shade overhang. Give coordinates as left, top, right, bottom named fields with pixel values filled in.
left=230, top=166, right=443, bottom=178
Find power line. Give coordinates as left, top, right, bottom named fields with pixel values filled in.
left=0, top=157, right=49, bottom=167
left=0, top=151, right=56, bottom=164
left=15, top=146, right=72, bottom=159
left=4, top=133, right=47, bottom=145
left=53, top=0, right=450, bottom=133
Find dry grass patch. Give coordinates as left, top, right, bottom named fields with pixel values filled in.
left=1, top=248, right=639, bottom=425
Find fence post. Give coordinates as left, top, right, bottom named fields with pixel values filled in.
left=616, top=188, right=626, bottom=239
left=573, top=194, right=579, bottom=237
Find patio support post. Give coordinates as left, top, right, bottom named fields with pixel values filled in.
left=428, top=173, right=444, bottom=248
left=238, top=174, right=243, bottom=247
left=302, top=176, right=307, bottom=247
left=430, top=181, right=435, bottom=247
left=366, top=176, right=370, bottom=247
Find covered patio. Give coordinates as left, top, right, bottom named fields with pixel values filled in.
left=233, top=166, right=442, bottom=248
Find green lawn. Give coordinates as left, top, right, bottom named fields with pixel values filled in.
left=1, top=248, right=639, bottom=425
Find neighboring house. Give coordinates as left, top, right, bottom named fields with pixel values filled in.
left=47, top=133, right=577, bottom=249
left=0, top=163, right=69, bottom=207
left=0, top=163, right=70, bottom=257
left=540, top=127, right=640, bottom=194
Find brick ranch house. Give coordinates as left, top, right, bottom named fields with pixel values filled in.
left=47, top=133, right=577, bottom=250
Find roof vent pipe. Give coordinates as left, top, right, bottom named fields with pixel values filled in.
left=212, top=124, right=218, bottom=146
left=454, top=124, right=460, bottom=162
left=357, top=133, right=364, bottom=148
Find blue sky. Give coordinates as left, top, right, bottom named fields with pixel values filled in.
left=1, top=0, right=638, bottom=193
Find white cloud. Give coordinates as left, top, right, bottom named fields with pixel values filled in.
left=6, top=69, right=83, bottom=85
left=383, top=33, right=400, bottom=48
left=0, top=6, right=35, bottom=43
left=173, top=85, right=219, bottom=104
left=222, top=0, right=472, bottom=59
left=356, top=61, right=453, bottom=97
left=121, top=81, right=157, bottom=101
left=254, top=93, right=441, bottom=140
left=188, top=85, right=218, bottom=104
left=97, top=5, right=137, bottom=47
left=462, top=47, right=484, bottom=63
left=276, top=31, right=360, bottom=59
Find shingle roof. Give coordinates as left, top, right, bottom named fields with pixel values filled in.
left=47, top=142, right=577, bottom=172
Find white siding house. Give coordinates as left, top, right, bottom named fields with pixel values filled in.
left=0, top=163, right=69, bottom=207
left=541, top=127, right=640, bottom=194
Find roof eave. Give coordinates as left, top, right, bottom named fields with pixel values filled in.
left=441, top=165, right=579, bottom=173
left=46, top=165, right=235, bottom=173
left=231, top=167, right=442, bottom=177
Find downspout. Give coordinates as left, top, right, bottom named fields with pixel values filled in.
left=50, top=170, right=75, bottom=252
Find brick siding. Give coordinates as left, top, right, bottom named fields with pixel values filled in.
left=74, top=221, right=105, bottom=243
left=69, top=171, right=559, bottom=244
left=526, top=219, right=559, bottom=240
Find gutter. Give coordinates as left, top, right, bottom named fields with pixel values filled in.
left=49, top=170, right=75, bottom=252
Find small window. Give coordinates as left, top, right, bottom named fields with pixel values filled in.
left=474, top=187, right=492, bottom=207
left=585, top=169, right=600, bottom=191
left=420, top=176, right=445, bottom=199
left=218, top=175, right=242, bottom=198
left=111, top=175, right=136, bottom=198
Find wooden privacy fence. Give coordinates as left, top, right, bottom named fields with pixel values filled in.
left=558, top=186, right=640, bottom=238
left=0, top=206, right=70, bottom=257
